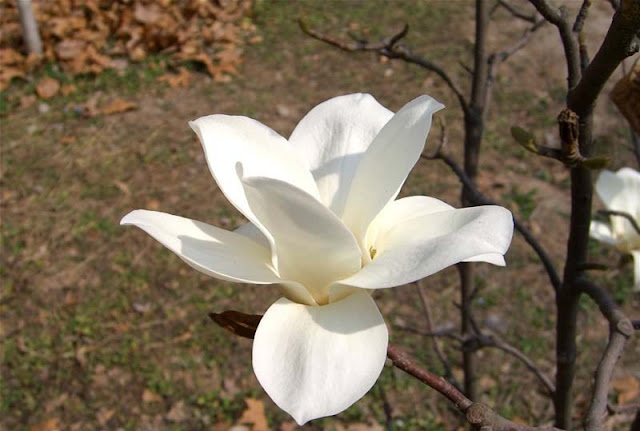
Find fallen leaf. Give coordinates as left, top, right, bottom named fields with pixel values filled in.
left=239, top=398, right=270, bottom=431
left=142, top=389, right=163, bottom=403
left=101, top=98, right=137, bottom=115
left=166, top=400, right=189, bottom=422
left=612, top=375, right=639, bottom=404
left=35, top=77, right=60, bottom=99
left=96, top=408, right=115, bottom=426
left=157, top=67, right=191, bottom=88
left=29, top=418, right=60, bottom=431
left=61, top=84, right=77, bottom=95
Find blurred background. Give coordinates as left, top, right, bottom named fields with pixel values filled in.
left=1, top=1, right=638, bottom=430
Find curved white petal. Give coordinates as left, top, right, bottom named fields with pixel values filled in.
left=241, top=175, right=362, bottom=304
left=340, top=206, right=514, bottom=289
left=341, top=95, right=445, bottom=248
left=632, top=250, right=640, bottom=292
left=121, top=210, right=280, bottom=284
left=365, top=196, right=454, bottom=257
left=289, top=94, right=394, bottom=217
left=589, top=220, right=620, bottom=246
left=189, top=115, right=319, bottom=224
left=252, top=291, right=388, bottom=425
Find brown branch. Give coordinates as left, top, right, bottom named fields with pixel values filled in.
left=387, top=345, right=562, bottom=431
left=567, top=0, right=640, bottom=117
left=497, top=0, right=539, bottom=23
left=299, top=19, right=470, bottom=117
left=576, top=278, right=634, bottom=431
left=420, top=151, right=562, bottom=293
left=529, top=0, right=581, bottom=88
left=573, top=0, right=592, bottom=34
left=414, top=281, right=458, bottom=386
left=470, top=334, right=556, bottom=396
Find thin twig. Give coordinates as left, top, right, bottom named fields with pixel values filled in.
left=414, top=281, right=458, bottom=386
left=299, top=20, right=470, bottom=116
left=471, top=334, right=556, bottom=396
left=576, top=278, right=635, bottom=431
left=420, top=151, right=562, bottom=293
left=497, top=0, right=539, bottom=23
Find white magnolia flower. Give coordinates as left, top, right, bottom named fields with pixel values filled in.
left=590, top=167, right=640, bottom=291
left=121, top=94, right=514, bottom=424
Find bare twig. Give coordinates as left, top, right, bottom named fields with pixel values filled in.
left=470, top=334, right=556, bottom=396
left=299, top=19, right=470, bottom=116
left=573, top=0, right=592, bottom=34
left=414, top=281, right=458, bottom=386
left=576, top=278, right=634, bottom=431
left=529, top=0, right=581, bottom=87
left=387, top=345, right=562, bottom=431
left=497, top=0, right=539, bottom=23
left=420, top=150, right=562, bottom=293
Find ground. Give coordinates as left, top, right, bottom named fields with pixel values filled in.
left=1, top=2, right=639, bottom=431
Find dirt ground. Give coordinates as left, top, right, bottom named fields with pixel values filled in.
left=1, top=2, right=639, bottom=431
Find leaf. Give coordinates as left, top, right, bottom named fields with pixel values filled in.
left=29, top=418, right=60, bottom=431
left=157, top=67, right=191, bottom=88
left=511, top=126, right=538, bottom=153
left=166, top=400, right=189, bottom=422
left=239, top=398, right=271, bottom=431
left=613, top=375, right=639, bottom=404
left=142, top=388, right=163, bottom=403
left=101, top=98, right=138, bottom=115
left=35, top=77, right=60, bottom=99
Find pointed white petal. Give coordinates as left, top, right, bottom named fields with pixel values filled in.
left=289, top=94, right=393, bottom=217
left=241, top=175, right=361, bottom=304
left=589, top=220, right=620, bottom=246
left=252, top=291, right=388, bottom=425
left=189, top=115, right=319, bottom=224
left=341, top=95, right=445, bottom=247
left=340, top=206, right=514, bottom=289
left=121, top=210, right=280, bottom=283
left=631, top=250, right=640, bottom=292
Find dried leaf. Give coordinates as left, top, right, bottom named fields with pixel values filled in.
left=101, top=98, right=138, bottom=115
left=142, top=389, right=163, bottom=403
left=29, top=418, right=60, bottom=431
left=166, top=400, right=189, bottom=422
left=612, top=375, right=639, bottom=404
left=238, top=398, right=270, bottom=431
left=35, top=77, right=60, bottom=99
left=96, top=408, right=115, bottom=426
left=157, top=67, right=191, bottom=88
left=208, top=310, right=262, bottom=339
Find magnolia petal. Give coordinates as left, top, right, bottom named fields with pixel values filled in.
left=463, top=253, right=506, bottom=266
left=340, top=206, right=514, bottom=289
left=595, top=170, right=624, bottom=209
left=189, top=115, right=319, bottom=224
left=235, top=222, right=270, bottom=249
left=632, top=250, right=640, bottom=292
left=342, top=95, right=445, bottom=247
left=365, top=196, right=454, bottom=256
left=120, top=210, right=280, bottom=283
left=589, top=220, right=620, bottom=246
left=252, top=291, right=388, bottom=425
left=289, top=94, right=394, bottom=217
left=241, top=175, right=362, bottom=304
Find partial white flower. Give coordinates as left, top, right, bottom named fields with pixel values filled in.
left=590, top=168, right=640, bottom=291
left=121, top=94, right=514, bottom=424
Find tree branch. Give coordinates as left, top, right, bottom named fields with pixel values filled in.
left=387, top=345, right=562, bottom=431
left=567, top=0, right=640, bottom=117
left=598, top=210, right=640, bottom=235
left=575, top=278, right=635, bottom=431
left=298, top=20, right=470, bottom=116
left=529, top=0, right=581, bottom=88
left=497, top=0, right=539, bottom=23
left=420, top=150, right=562, bottom=293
